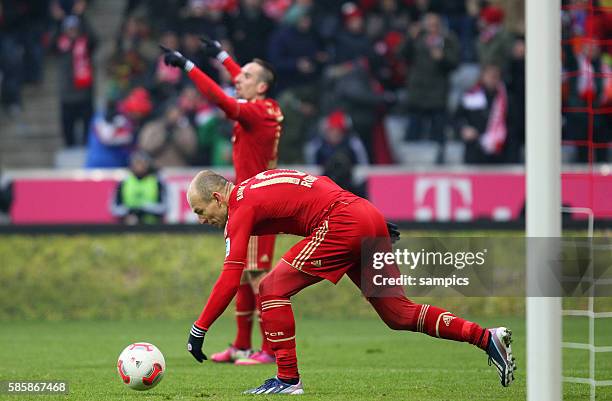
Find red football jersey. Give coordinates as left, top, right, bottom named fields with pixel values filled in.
left=187, top=58, right=282, bottom=182
left=231, top=99, right=283, bottom=182
left=195, top=169, right=360, bottom=330
left=223, top=169, right=359, bottom=271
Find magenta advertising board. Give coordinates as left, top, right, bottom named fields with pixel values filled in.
left=9, top=170, right=612, bottom=224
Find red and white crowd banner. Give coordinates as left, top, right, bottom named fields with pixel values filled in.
left=8, top=169, right=612, bottom=224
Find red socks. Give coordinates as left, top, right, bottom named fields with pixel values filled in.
left=416, top=304, right=489, bottom=350
left=232, top=283, right=255, bottom=350
left=233, top=284, right=277, bottom=354
left=260, top=296, right=298, bottom=380
left=255, top=293, right=275, bottom=355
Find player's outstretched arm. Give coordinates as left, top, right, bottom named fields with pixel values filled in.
left=187, top=268, right=242, bottom=363
left=200, top=37, right=241, bottom=80
left=160, top=45, right=240, bottom=119
left=195, top=268, right=243, bottom=331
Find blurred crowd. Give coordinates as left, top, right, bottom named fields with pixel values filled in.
left=1, top=0, right=611, bottom=171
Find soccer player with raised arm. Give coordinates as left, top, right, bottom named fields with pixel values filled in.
left=184, top=169, right=516, bottom=395
left=161, top=40, right=282, bottom=365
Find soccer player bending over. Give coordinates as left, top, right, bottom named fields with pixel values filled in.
left=161, top=40, right=282, bottom=365
left=184, top=169, right=516, bottom=395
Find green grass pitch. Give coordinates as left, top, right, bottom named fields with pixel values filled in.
left=1, top=316, right=611, bottom=400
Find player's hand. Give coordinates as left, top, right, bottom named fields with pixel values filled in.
left=160, top=44, right=192, bottom=71
left=200, top=37, right=223, bottom=58
left=386, top=221, right=400, bottom=244
left=187, top=323, right=208, bottom=363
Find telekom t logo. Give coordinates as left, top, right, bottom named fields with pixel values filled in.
left=414, top=177, right=472, bottom=221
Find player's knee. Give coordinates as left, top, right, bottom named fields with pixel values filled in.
left=382, top=314, right=414, bottom=331
left=258, top=274, right=284, bottom=298
left=258, top=275, right=270, bottom=297
left=371, top=297, right=419, bottom=331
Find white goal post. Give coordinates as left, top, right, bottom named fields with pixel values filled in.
left=526, top=0, right=562, bottom=401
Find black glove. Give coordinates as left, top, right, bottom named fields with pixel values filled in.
left=160, top=44, right=191, bottom=70
left=200, top=37, right=223, bottom=59
left=187, top=323, right=207, bottom=362
left=386, top=221, right=400, bottom=244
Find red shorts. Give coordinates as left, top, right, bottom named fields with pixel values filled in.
left=281, top=199, right=389, bottom=284
left=245, top=234, right=276, bottom=271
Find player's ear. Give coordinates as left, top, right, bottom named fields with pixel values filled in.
left=212, top=191, right=223, bottom=205
left=257, top=81, right=268, bottom=96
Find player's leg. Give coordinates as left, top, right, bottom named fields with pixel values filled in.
left=243, top=259, right=321, bottom=394
left=347, top=200, right=490, bottom=347
left=210, top=271, right=255, bottom=363
left=346, top=266, right=516, bottom=386
left=352, top=264, right=489, bottom=345
left=254, top=235, right=276, bottom=357
left=234, top=270, right=276, bottom=365
left=235, top=234, right=277, bottom=365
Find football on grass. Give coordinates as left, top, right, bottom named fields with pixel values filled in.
left=117, top=342, right=165, bottom=390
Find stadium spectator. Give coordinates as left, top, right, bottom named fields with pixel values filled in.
left=0, top=0, right=30, bottom=116
left=161, top=39, right=284, bottom=365
left=184, top=169, right=516, bottom=393
left=400, top=12, right=460, bottom=161
left=304, top=109, right=368, bottom=196
left=276, top=85, right=318, bottom=164
left=138, top=102, right=198, bottom=167
left=447, top=0, right=481, bottom=113
left=106, top=16, right=150, bottom=101
left=562, top=40, right=611, bottom=162
left=455, top=64, right=509, bottom=164
left=320, top=58, right=388, bottom=162
left=179, top=0, right=229, bottom=44
left=50, top=0, right=88, bottom=20
left=561, top=0, right=610, bottom=41
left=53, top=15, right=97, bottom=147
left=267, top=4, right=325, bottom=92
left=266, top=4, right=327, bottom=164
left=177, top=87, right=233, bottom=166
left=272, top=7, right=325, bottom=163
left=332, top=3, right=371, bottom=64
left=85, top=87, right=153, bottom=168
left=363, top=0, right=411, bottom=41
left=16, top=0, right=48, bottom=86
left=122, top=0, right=184, bottom=32
left=110, top=150, right=167, bottom=225
left=261, top=0, right=292, bottom=21
left=476, top=6, right=514, bottom=75
left=178, top=30, right=222, bottom=86
left=118, top=13, right=158, bottom=61
left=506, top=35, right=526, bottom=163
left=0, top=170, right=13, bottom=224
left=435, top=0, right=480, bottom=63
left=149, top=30, right=183, bottom=105
left=225, top=0, right=276, bottom=65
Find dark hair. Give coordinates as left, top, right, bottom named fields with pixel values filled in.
left=252, top=58, right=276, bottom=92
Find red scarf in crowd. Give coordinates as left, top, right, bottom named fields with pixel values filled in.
left=463, top=82, right=508, bottom=155
left=59, top=34, right=93, bottom=89
left=577, top=54, right=612, bottom=104
left=72, top=36, right=93, bottom=89
left=480, top=83, right=508, bottom=155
